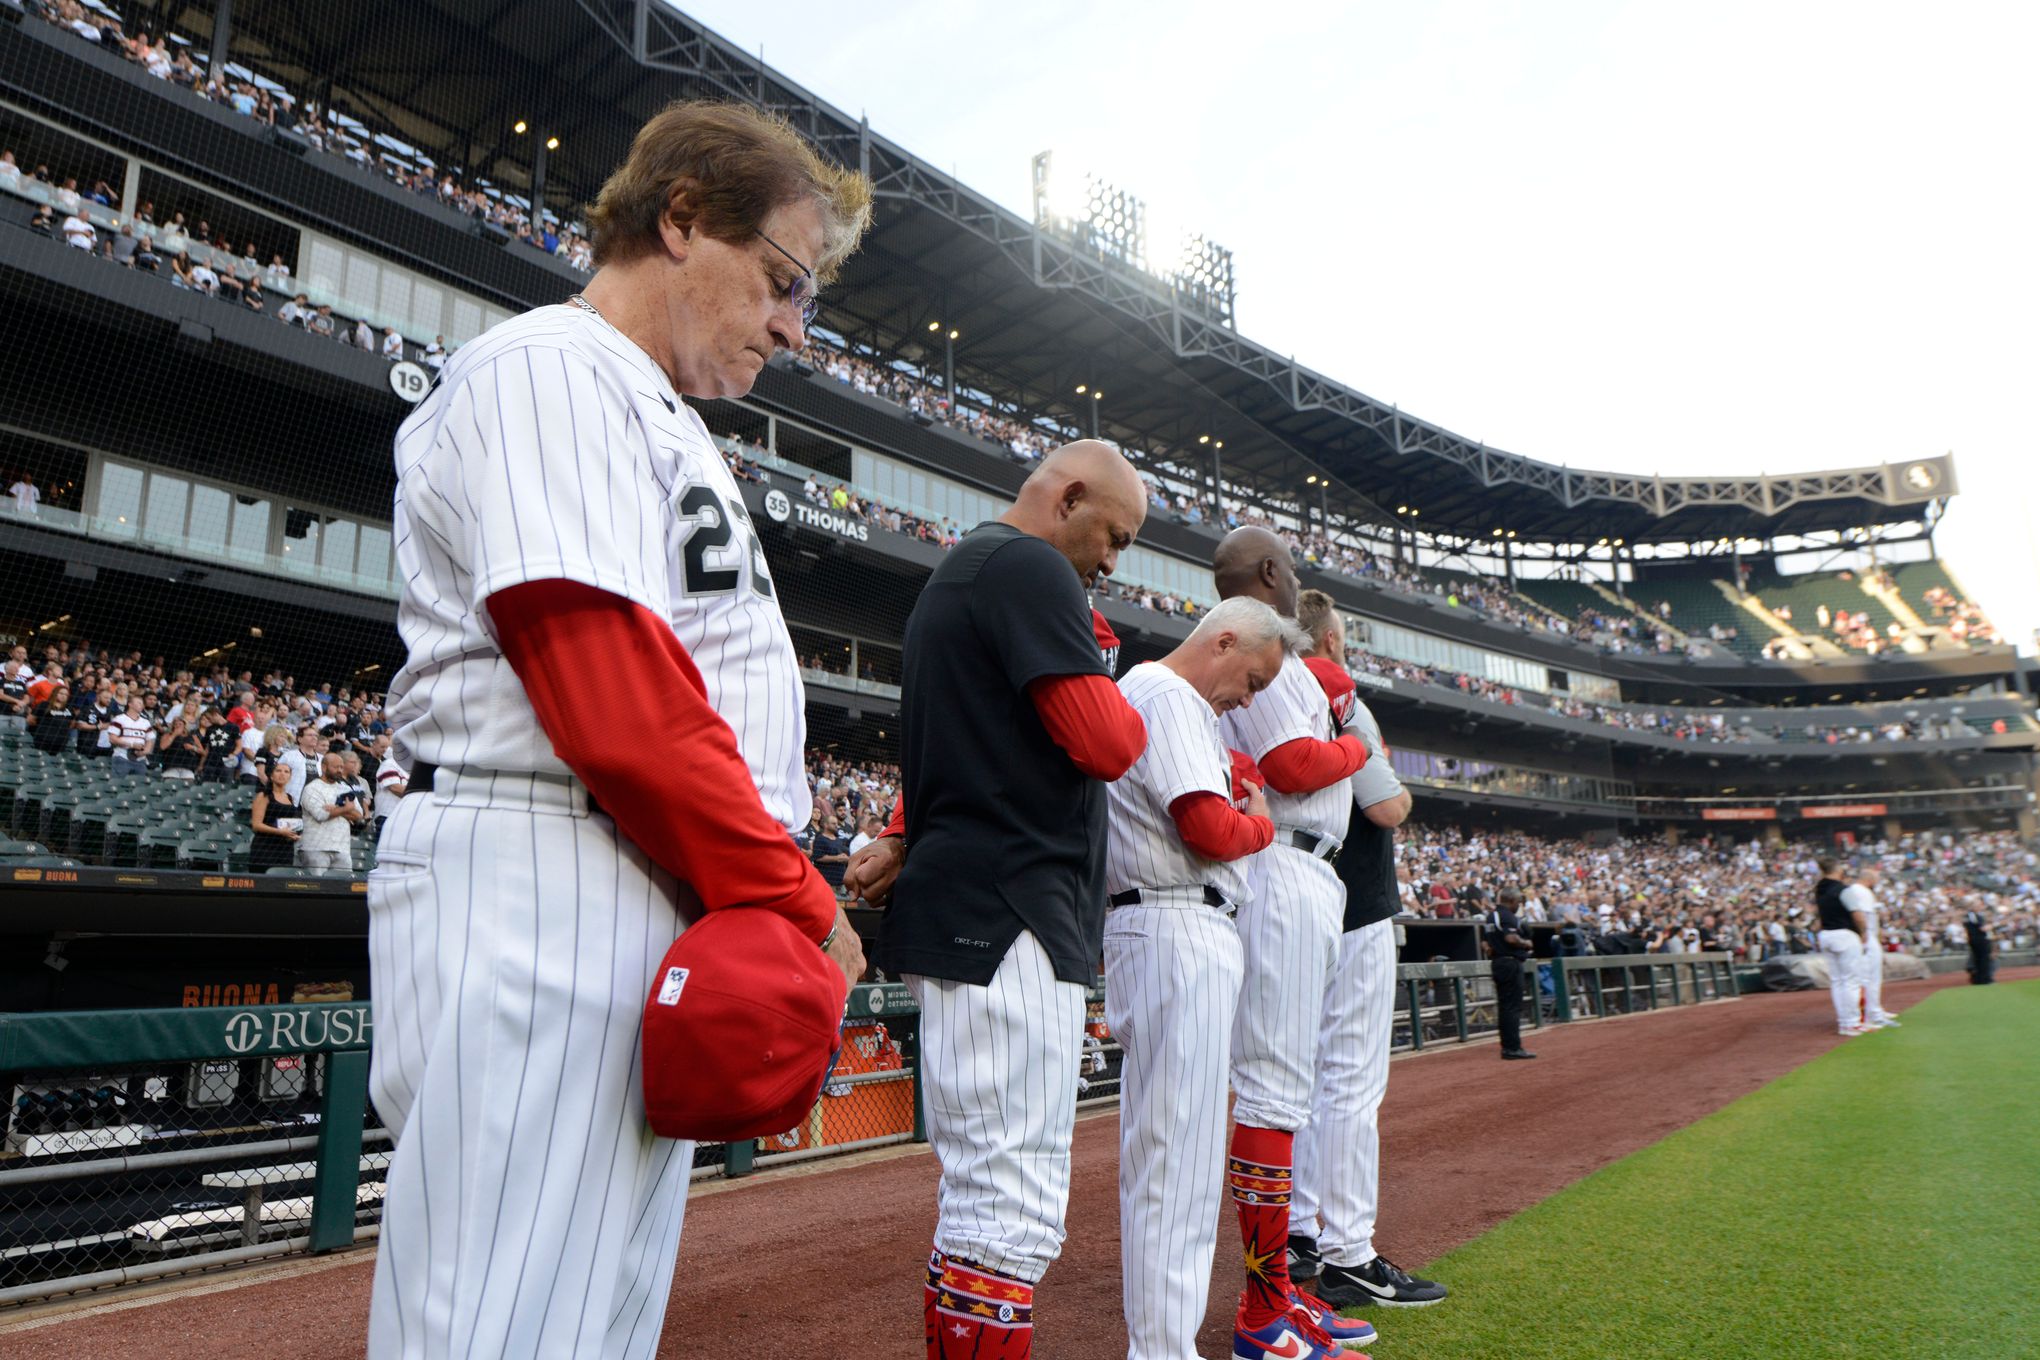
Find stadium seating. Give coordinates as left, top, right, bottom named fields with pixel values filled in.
left=1628, top=577, right=1770, bottom=658
left=0, top=738, right=376, bottom=874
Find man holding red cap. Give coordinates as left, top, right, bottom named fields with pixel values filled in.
left=368, top=103, right=869, bottom=1360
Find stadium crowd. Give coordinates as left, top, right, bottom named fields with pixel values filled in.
left=1394, top=822, right=2039, bottom=959
left=1342, top=647, right=2008, bottom=746
left=6, top=634, right=2033, bottom=943
left=6, top=148, right=459, bottom=367
left=18, top=0, right=593, bottom=269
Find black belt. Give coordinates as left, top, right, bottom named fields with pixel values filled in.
left=1282, top=827, right=1342, bottom=864
left=408, top=762, right=605, bottom=817
left=1109, top=885, right=1230, bottom=912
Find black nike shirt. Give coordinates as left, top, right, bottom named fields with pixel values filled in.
left=880, top=523, right=1111, bottom=986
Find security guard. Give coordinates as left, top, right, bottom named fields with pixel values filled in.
left=1964, top=902, right=1995, bottom=985
left=1485, top=887, right=1536, bottom=1059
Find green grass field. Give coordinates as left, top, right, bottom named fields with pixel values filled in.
left=1363, top=980, right=2040, bottom=1359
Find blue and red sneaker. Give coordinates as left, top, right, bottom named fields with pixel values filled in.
left=1287, top=1285, right=1377, bottom=1351
left=1233, top=1302, right=1359, bottom=1360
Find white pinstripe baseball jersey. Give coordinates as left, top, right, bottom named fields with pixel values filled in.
left=381, top=306, right=809, bottom=831
left=1221, top=652, right=1352, bottom=843
left=1105, top=662, right=1252, bottom=908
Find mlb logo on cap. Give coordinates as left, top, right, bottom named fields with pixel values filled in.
left=641, top=909, right=849, bottom=1142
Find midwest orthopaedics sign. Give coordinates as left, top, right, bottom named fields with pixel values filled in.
left=221, top=1004, right=374, bottom=1055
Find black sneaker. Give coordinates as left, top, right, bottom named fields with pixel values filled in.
left=1286, top=1232, right=1322, bottom=1282
left=1314, top=1254, right=1448, bottom=1308
left=1501, top=1048, right=1538, bottom=1060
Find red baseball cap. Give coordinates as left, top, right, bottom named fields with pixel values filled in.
left=641, top=908, right=850, bottom=1143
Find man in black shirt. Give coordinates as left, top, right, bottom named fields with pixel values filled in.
left=808, top=815, right=852, bottom=893
left=872, top=441, right=1149, bottom=1357
left=1286, top=590, right=1447, bottom=1309
left=1963, top=903, right=1995, bottom=985
left=1486, top=888, right=1536, bottom=1059
left=198, top=709, right=241, bottom=783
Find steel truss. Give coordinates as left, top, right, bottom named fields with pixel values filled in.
left=572, top=0, right=1955, bottom=533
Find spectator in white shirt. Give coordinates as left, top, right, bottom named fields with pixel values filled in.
left=0, top=151, right=18, bottom=191
left=423, top=336, right=448, bottom=370
left=350, top=317, right=374, bottom=350
left=276, top=293, right=309, bottom=326
left=308, top=304, right=336, bottom=338
left=380, top=327, right=405, bottom=360
left=264, top=253, right=292, bottom=289
left=109, top=696, right=155, bottom=777
left=188, top=258, right=220, bottom=295
left=54, top=178, right=82, bottom=215
left=298, top=753, right=366, bottom=870
left=280, top=723, right=323, bottom=802
left=372, top=735, right=407, bottom=836
left=61, top=212, right=96, bottom=251
left=8, top=474, right=40, bottom=515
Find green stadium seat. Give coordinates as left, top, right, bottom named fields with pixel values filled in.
left=0, top=837, right=49, bottom=859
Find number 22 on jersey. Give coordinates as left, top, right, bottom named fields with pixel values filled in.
left=675, top=482, right=773, bottom=599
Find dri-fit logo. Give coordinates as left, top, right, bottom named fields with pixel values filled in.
left=222, top=1006, right=373, bottom=1054
left=794, top=503, right=870, bottom=542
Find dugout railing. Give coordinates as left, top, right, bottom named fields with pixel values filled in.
left=1, top=955, right=1736, bottom=1308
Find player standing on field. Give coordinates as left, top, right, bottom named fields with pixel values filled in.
left=1285, top=590, right=1447, bottom=1310
left=1210, top=528, right=1378, bottom=1360
left=1104, top=597, right=1300, bottom=1360
left=869, top=441, right=1150, bottom=1360
left=368, top=102, right=870, bottom=1360
left=1843, top=861, right=1898, bottom=1028
left=1813, top=857, right=1869, bottom=1036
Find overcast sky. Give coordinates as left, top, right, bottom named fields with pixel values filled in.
left=678, top=0, right=2039, bottom=653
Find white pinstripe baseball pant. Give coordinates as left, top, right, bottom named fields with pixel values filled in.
left=1231, top=844, right=1344, bottom=1132
left=907, top=930, right=1086, bottom=1283
left=1291, top=917, right=1397, bottom=1267
left=366, top=770, right=693, bottom=1360
left=1105, top=897, right=1244, bottom=1360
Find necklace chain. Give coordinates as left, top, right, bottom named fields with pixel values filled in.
left=567, top=294, right=675, bottom=394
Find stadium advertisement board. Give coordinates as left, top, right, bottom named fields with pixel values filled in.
left=1801, top=803, right=1890, bottom=819
left=1701, top=807, right=1778, bottom=821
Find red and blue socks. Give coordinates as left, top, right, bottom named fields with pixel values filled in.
left=925, top=1249, right=1034, bottom=1359
left=1229, top=1123, right=1296, bottom=1329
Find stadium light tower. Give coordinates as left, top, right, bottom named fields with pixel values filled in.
left=1033, top=151, right=1147, bottom=271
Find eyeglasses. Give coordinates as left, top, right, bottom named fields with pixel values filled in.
left=755, top=229, right=819, bottom=327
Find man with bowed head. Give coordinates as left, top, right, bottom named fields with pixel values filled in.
left=852, top=440, right=1152, bottom=1359
left=1104, top=595, right=1310, bottom=1360
left=369, top=101, right=869, bottom=1360
left=1210, top=526, right=1379, bottom=1359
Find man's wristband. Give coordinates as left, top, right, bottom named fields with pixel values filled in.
left=819, top=922, right=839, bottom=952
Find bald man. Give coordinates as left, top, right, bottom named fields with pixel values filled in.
left=875, top=442, right=1154, bottom=1359
left=1208, top=527, right=1376, bottom=1357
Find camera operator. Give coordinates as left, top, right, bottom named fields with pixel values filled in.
left=298, top=752, right=367, bottom=870
left=1484, top=887, right=1536, bottom=1059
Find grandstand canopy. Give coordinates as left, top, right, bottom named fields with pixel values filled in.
left=210, top=0, right=1956, bottom=546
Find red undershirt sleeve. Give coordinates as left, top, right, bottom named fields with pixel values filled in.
left=487, top=579, right=837, bottom=944
left=1025, top=672, right=1148, bottom=781
left=1257, top=733, right=1367, bottom=795
left=1168, top=791, right=1275, bottom=861
left=881, top=797, right=905, bottom=840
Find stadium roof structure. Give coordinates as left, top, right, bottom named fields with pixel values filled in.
left=215, top=0, right=1959, bottom=547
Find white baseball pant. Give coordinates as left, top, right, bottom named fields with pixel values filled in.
left=366, top=770, right=693, bottom=1360
left=1856, top=935, right=1888, bottom=1022
left=1816, top=928, right=1865, bottom=1034
left=1232, top=844, right=1344, bottom=1132
left=1292, top=916, right=1397, bottom=1268
left=1105, top=896, right=1245, bottom=1360
left=907, top=930, right=1085, bottom=1283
